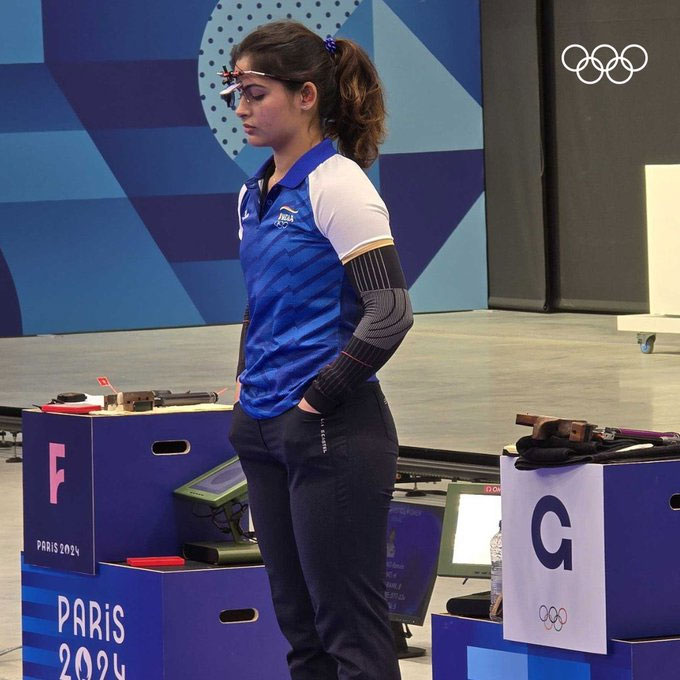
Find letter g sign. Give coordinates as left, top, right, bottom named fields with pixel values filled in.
left=531, top=495, right=573, bottom=570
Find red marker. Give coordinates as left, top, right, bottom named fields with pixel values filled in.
left=97, top=376, right=118, bottom=393
left=126, top=556, right=185, bottom=567
left=41, top=404, right=101, bottom=414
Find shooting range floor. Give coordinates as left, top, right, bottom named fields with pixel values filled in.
left=1, top=310, right=678, bottom=679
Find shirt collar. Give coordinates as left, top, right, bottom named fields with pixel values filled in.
left=246, top=139, right=336, bottom=190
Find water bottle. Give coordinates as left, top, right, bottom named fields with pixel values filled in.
left=489, top=521, right=502, bottom=622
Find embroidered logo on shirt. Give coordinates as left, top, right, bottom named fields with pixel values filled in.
left=243, top=210, right=250, bottom=220
left=274, top=205, right=298, bottom=229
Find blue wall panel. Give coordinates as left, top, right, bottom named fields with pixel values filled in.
left=171, top=260, right=248, bottom=324
left=89, top=127, right=247, bottom=197
left=379, top=149, right=484, bottom=285
left=0, top=0, right=486, bottom=335
left=0, top=0, right=44, bottom=64
left=0, top=249, right=22, bottom=337
left=0, top=65, right=81, bottom=132
left=338, top=0, right=374, bottom=57
left=131, top=194, right=240, bottom=262
left=409, top=194, right=488, bottom=312
left=0, top=200, right=203, bottom=334
left=41, top=0, right=217, bottom=62
left=373, top=0, right=483, bottom=154
left=49, top=60, right=207, bottom=130
left=0, top=131, right=126, bottom=203
left=384, top=0, right=483, bottom=105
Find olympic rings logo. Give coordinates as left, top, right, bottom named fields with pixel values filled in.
left=561, top=44, right=648, bottom=85
left=539, top=605, right=568, bottom=632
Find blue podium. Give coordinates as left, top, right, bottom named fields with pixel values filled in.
left=22, top=557, right=290, bottom=680
left=23, top=408, right=238, bottom=574
left=430, top=454, right=680, bottom=679
left=21, top=408, right=290, bottom=679
left=432, top=614, right=680, bottom=680
left=500, top=456, right=680, bottom=653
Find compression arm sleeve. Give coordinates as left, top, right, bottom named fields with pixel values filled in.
left=302, top=245, right=413, bottom=413
left=235, top=304, right=250, bottom=381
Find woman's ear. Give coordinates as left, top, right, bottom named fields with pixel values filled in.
left=299, top=81, right=319, bottom=111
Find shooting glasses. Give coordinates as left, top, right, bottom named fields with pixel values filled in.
left=217, top=66, right=304, bottom=109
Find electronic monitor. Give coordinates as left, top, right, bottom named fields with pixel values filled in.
left=437, top=482, right=501, bottom=579
left=174, top=456, right=247, bottom=508
left=385, top=496, right=445, bottom=626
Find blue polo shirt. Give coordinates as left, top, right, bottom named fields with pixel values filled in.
left=237, top=139, right=393, bottom=419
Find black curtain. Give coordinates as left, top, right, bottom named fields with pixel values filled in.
left=482, top=0, right=549, bottom=311
left=483, top=0, right=680, bottom=313
left=548, top=0, right=680, bottom=313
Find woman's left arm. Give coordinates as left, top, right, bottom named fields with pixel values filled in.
left=300, top=244, right=413, bottom=414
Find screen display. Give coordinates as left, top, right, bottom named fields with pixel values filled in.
left=385, top=499, right=444, bottom=626
left=189, top=460, right=245, bottom=493
left=451, top=494, right=501, bottom=565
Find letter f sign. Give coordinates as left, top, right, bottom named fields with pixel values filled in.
left=49, top=443, right=66, bottom=505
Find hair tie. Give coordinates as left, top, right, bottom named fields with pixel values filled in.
left=324, top=36, right=337, bottom=56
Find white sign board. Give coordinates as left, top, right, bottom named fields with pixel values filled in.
left=645, top=165, right=680, bottom=316
left=501, top=456, right=607, bottom=654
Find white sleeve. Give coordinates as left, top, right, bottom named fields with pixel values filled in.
left=237, top=184, right=247, bottom=241
left=308, top=155, right=393, bottom=261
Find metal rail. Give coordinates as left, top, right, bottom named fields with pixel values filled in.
left=397, top=445, right=500, bottom=483
left=0, top=406, right=22, bottom=435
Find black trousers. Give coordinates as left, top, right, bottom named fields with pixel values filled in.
left=229, top=382, right=402, bottom=680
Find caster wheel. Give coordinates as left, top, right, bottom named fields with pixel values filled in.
left=638, top=334, right=656, bottom=354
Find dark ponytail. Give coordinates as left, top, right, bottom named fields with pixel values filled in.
left=326, top=38, right=386, bottom=168
left=231, top=20, right=386, bottom=168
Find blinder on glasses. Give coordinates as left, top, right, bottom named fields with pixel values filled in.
left=218, top=67, right=244, bottom=109
left=217, top=66, right=304, bottom=109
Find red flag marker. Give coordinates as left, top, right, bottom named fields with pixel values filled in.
left=97, top=376, right=118, bottom=393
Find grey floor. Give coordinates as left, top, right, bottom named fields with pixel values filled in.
left=1, top=310, right=677, bottom=679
